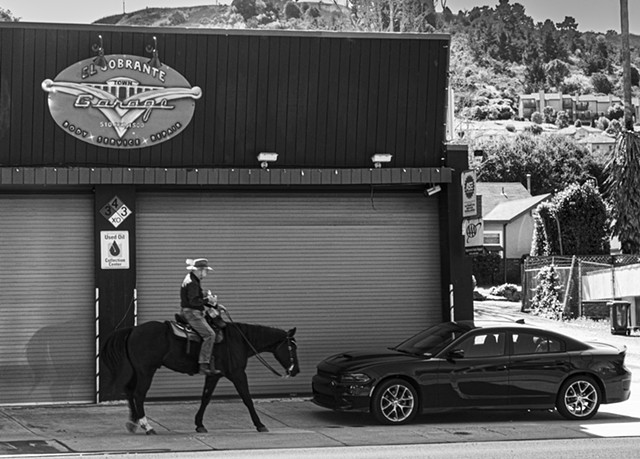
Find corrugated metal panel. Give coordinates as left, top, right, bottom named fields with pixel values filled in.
left=0, top=194, right=95, bottom=404
left=0, top=24, right=449, bottom=169
left=136, top=190, right=442, bottom=399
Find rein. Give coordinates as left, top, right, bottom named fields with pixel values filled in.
left=222, top=309, right=295, bottom=379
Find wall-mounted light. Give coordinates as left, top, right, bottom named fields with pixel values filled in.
left=92, top=34, right=108, bottom=69
left=425, top=184, right=442, bottom=196
left=258, top=152, right=278, bottom=169
left=371, top=154, right=392, bottom=168
left=146, top=36, right=162, bottom=69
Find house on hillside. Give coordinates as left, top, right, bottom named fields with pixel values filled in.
left=518, top=91, right=640, bottom=123
left=476, top=182, right=552, bottom=283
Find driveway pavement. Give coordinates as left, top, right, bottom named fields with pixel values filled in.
left=0, top=299, right=638, bottom=457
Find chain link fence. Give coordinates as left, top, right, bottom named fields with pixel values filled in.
left=522, top=255, right=640, bottom=317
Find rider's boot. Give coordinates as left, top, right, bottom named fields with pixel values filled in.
left=209, top=356, right=222, bottom=375
left=199, top=363, right=213, bottom=375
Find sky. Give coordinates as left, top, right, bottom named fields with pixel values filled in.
left=1, top=0, right=638, bottom=35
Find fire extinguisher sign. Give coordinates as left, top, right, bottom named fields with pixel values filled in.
left=100, top=230, right=130, bottom=269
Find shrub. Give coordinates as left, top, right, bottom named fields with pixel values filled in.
left=531, top=111, right=544, bottom=124
left=607, top=103, right=625, bottom=120
left=232, top=0, right=257, bottom=20
left=490, top=283, right=522, bottom=302
left=591, top=73, right=613, bottom=94
left=284, top=1, right=301, bottom=19
left=471, top=251, right=501, bottom=286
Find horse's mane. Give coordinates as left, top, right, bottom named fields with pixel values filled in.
left=225, top=322, right=286, bottom=350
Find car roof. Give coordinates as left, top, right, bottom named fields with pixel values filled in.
left=453, top=320, right=590, bottom=349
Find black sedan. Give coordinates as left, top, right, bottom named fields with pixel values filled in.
left=312, top=320, right=632, bottom=425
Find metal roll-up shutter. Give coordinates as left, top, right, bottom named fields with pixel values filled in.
left=0, top=194, right=95, bottom=404
left=136, top=190, right=441, bottom=398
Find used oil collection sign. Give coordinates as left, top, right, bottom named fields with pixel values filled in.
left=101, top=231, right=130, bottom=269
left=42, top=54, right=202, bottom=149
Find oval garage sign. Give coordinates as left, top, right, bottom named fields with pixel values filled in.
left=42, top=55, right=202, bottom=149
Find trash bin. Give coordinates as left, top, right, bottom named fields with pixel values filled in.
left=607, top=301, right=631, bottom=335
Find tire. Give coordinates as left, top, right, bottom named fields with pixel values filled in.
left=556, top=375, right=601, bottom=420
left=371, top=378, right=419, bottom=425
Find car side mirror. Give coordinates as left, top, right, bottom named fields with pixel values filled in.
left=447, top=349, right=464, bottom=360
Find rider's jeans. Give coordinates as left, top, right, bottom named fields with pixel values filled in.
left=181, top=308, right=216, bottom=364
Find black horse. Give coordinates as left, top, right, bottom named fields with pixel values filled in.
left=101, top=319, right=299, bottom=434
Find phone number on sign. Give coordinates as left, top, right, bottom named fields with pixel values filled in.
left=100, top=121, right=145, bottom=129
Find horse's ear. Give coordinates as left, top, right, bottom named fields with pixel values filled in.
left=287, top=327, right=297, bottom=337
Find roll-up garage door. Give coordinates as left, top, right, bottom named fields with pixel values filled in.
left=136, top=190, right=442, bottom=398
left=0, top=194, right=95, bottom=404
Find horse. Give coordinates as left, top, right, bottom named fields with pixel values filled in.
left=100, top=318, right=299, bottom=435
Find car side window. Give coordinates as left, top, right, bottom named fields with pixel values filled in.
left=459, top=332, right=506, bottom=358
left=512, top=332, right=565, bottom=355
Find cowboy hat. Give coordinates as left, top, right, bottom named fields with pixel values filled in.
left=186, top=258, right=213, bottom=271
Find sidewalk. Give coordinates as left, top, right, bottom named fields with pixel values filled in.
left=1, top=395, right=639, bottom=457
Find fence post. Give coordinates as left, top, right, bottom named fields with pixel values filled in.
left=562, top=255, right=577, bottom=317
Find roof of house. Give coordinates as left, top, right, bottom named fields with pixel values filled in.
left=484, top=194, right=552, bottom=223
left=476, top=182, right=532, bottom=216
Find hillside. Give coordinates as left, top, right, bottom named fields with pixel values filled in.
left=92, top=1, right=640, bottom=119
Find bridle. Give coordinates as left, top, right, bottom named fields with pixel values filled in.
left=223, top=309, right=297, bottom=378
left=274, top=335, right=297, bottom=378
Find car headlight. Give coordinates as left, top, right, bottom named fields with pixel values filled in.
left=339, top=373, right=372, bottom=384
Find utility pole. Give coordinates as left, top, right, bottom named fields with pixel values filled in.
left=620, top=0, right=633, bottom=130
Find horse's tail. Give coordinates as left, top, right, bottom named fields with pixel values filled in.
left=100, top=327, right=134, bottom=389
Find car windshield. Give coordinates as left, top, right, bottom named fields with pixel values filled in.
left=393, top=322, right=472, bottom=356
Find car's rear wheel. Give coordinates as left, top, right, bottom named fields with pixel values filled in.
left=556, top=375, right=601, bottom=420
left=371, top=378, right=419, bottom=425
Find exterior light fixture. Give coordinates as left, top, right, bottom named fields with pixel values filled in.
left=92, top=35, right=108, bottom=70
left=371, top=154, right=392, bottom=168
left=146, top=36, right=162, bottom=69
left=257, top=152, right=278, bottom=169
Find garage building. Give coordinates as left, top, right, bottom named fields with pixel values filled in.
left=0, top=23, right=472, bottom=404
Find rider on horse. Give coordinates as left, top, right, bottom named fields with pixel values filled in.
left=180, top=258, right=226, bottom=376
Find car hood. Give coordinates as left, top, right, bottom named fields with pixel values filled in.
left=318, top=348, right=420, bottom=373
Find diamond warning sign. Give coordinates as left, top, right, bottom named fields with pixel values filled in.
left=99, top=195, right=132, bottom=228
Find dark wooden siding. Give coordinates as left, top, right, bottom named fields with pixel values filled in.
left=0, top=24, right=450, bottom=169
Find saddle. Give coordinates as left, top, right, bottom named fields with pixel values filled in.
left=169, top=313, right=225, bottom=345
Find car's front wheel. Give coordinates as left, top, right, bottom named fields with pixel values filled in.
left=556, top=375, right=601, bottom=420
left=371, top=378, right=419, bottom=425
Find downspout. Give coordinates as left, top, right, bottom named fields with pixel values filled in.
left=503, top=223, right=508, bottom=284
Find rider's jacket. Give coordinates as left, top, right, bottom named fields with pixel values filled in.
left=180, top=272, right=209, bottom=311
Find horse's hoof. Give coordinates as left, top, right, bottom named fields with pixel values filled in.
left=257, top=426, right=269, bottom=433
left=125, top=421, right=138, bottom=434
left=196, top=426, right=208, bottom=433
left=146, top=428, right=157, bottom=435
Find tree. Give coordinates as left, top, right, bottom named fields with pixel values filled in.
left=591, top=72, right=613, bottom=94
left=531, top=182, right=610, bottom=257
left=555, top=111, right=570, bottom=128
left=350, top=0, right=436, bottom=32
left=531, top=202, right=560, bottom=256
left=554, top=182, right=610, bottom=255
left=531, top=265, right=564, bottom=319
left=581, top=34, right=612, bottom=75
left=604, top=132, right=640, bottom=253
left=477, top=133, right=598, bottom=195
left=542, top=106, right=556, bottom=124
left=545, top=59, right=570, bottom=89
left=0, top=7, right=19, bottom=21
